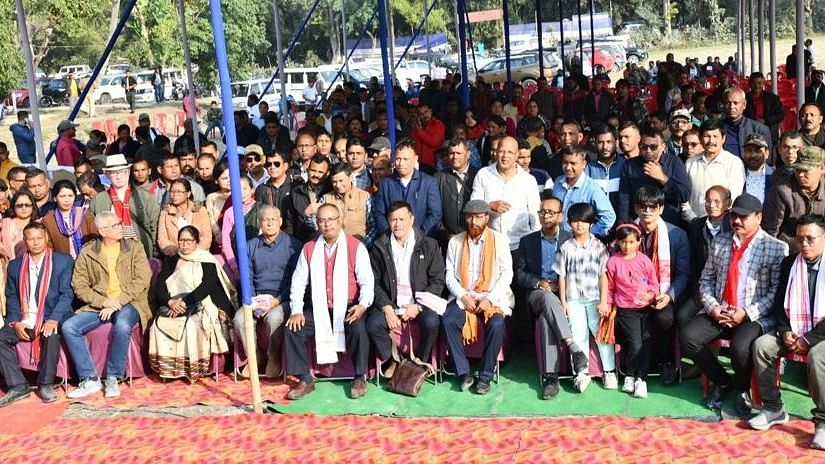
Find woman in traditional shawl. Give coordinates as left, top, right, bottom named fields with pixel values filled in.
left=41, top=180, right=98, bottom=258
left=149, top=225, right=236, bottom=382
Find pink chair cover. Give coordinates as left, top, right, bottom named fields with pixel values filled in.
left=233, top=322, right=272, bottom=371
left=84, top=323, right=145, bottom=379
left=14, top=339, right=71, bottom=381
left=534, top=323, right=607, bottom=377
left=439, top=317, right=508, bottom=363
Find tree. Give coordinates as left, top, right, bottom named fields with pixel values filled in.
left=2, top=0, right=24, bottom=97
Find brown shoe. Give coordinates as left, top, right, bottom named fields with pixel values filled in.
left=286, top=380, right=315, bottom=400
left=350, top=378, right=367, bottom=399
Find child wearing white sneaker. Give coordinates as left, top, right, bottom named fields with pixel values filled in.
left=554, top=203, right=616, bottom=393
left=606, top=223, right=660, bottom=399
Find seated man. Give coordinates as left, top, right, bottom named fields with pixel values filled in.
left=749, top=215, right=825, bottom=450
left=234, top=206, right=301, bottom=378
left=366, top=201, right=445, bottom=375
left=284, top=204, right=374, bottom=400
left=442, top=200, right=514, bottom=395
left=681, top=194, right=787, bottom=417
left=0, top=223, right=74, bottom=406
left=513, top=194, right=587, bottom=398
left=63, top=212, right=151, bottom=399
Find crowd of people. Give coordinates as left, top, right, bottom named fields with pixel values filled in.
left=1, top=46, right=825, bottom=449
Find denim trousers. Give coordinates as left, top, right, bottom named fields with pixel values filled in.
left=62, top=305, right=141, bottom=379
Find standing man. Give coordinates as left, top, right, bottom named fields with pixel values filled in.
left=25, top=168, right=55, bottom=217
left=442, top=199, right=514, bottom=395
left=552, top=146, right=616, bottom=237
left=255, top=151, right=295, bottom=229
left=284, top=204, right=375, bottom=400
left=681, top=194, right=788, bottom=417
left=471, top=136, right=541, bottom=251
left=151, top=66, right=165, bottom=104
left=513, top=194, right=587, bottom=398
left=742, top=134, right=775, bottom=203
left=9, top=111, right=35, bottom=164
left=0, top=223, right=74, bottom=405
left=745, top=72, right=784, bottom=146
left=435, top=139, right=479, bottom=242
left=410, top=102, right=446, bottom=171
left=55, top=120, right=84, bottom=168
left=287, top=154, right=331, bottom=242
left=122, top=71, right=137, bottom=114
left=721, top=87, right=772, bottom=158
left=63, top=212, right=151, bottom=399
left=373, top=139, right=442, bottom=237
left=799, top=103, right=825, bottom=148
left=585, top=125, right=626, bottom=209
left=366, top=202, right=445, bottom=375
left=234, top=206, right=302, bottom=378
left=89, top=155, right=160, bottom=258
left=748, top=215, right=825, bottom=450
left=345, top=139, right=372, bottom=191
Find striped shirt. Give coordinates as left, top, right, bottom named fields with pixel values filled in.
left=553, top=235, right=609, bottom=302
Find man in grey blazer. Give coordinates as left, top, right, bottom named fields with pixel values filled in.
left=681, top=193, right=788, bottom=418
left=434, top=139, right=479, bottom=248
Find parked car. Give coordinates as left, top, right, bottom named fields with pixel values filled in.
left=39, top=78, right=69, bottom=107
left=58, top=64, right=91, bottom=78
left=93, top=74, right=127, bottom=104
left=577, top=40, right=626, bottom=71
left=623, top=45, right=648, bottom=64
left=230, top=78, right=282, bottom=111
left=4, top=89, right=31, bottom=108
left=469, top=51, right=560, bottom=86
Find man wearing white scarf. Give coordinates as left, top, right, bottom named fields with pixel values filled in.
left=749, top=215, right=825, bottom=450
left=633, top=185, right=690, bottom=385
left=285, top=204, right=374, bottom=400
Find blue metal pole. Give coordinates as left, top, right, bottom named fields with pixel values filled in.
left=260, top=0, right=323, bottom=97
left=502, top=0, right=512, bottom=98
left=46, top=0, right=137, bottom=163
left=559, top=0, right=565, bottom=78
left=321, top=9, right=378, bottom=104
left=377, top=0, right=397, bottom=158
left=457, top=0, right=470, bottom=108
left=537, top=0, right=544, bottom=78
left=209, top=0, right=252, bottom=307
left=393, top=0, right=438, bottom=71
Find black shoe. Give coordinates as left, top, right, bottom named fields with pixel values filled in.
left=706, top=382, right=734, bottom=410
left=37, top=385, right=57, bottom=403
left=475, top=379, right=491, bottom=395
left=0, top=388, right=30, bottom=407
left=571, top=351, right=588, bottom=375
left=542, top=375, right=560, bottom=399
left=733, top=391, right=753, bottom=419
left=660, top=362, right=680, bottom=386
left=459, top=374, right=474, bottom=392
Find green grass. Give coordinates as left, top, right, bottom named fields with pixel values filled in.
left=268, top=348, right=816, bottom=420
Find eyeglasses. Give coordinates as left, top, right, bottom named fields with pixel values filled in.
left=264, top=161, right=283, bottom=168
left=178, top=238, right=196, bottom=244
left=245, top=154, right=261, bottom=163
left=14, top=203, right=32, bottom=208
left=317, top=216, right=340, bottom=224
left=636, top=203, right=660, bottom=212
left=797, top=234, right=824, bottom=245
left=538, top=209, right=562, bottom=216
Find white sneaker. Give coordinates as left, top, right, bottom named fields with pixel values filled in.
left=622, top=376, right=636, bottom=393
left=603, top=371, right=618, bottom=390
left=103, top=377, right=121, bottom=398
left=68, top=378, right=103, bottom=399
left=574, top=373, right=591, bottom=393
left=633, top=379, right=648, bottom=398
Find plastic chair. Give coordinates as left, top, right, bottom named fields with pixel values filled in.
left=174, top=111, right=187, bottom=136
left=103, top=119, right=119, bottom=143
left=91, top=120, right=105, bottom=133
left=127, top=115, right=138, bottom=133
left=154, top=113, right=168, bottom=135
left=15, top=339, right=71, bottom=393
left=374, top=320, right=439, bottom=387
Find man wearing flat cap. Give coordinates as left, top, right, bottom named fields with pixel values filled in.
left=55, top=120, right=84, bottom=167
left=681, top=193, right=788, bottom=418
left=442, top=199, right=514, bottom=395
left=763, top=146, right=825, bottom=251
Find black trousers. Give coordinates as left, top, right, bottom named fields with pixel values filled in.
left=0, top=325, right=61, bottom=389
left=366, top=307, right=440, bottom=362
left=284, top=307, right=369, bottom=378
left=680, top=314, right=762, bottom=392
left=615, top=308, right=652, bottom=379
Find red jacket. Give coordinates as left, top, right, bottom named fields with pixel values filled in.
left=411, top=116, right=446, bottom=169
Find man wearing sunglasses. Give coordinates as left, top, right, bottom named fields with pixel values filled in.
left=255, top=151, right=294, bottom=234
left=243, top=144, right=269, bottom=190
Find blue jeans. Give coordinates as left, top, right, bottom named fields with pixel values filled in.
left=206, top=120, right=224, bottom=138
left=62, top=305, right=141, bottom=379
left=154, top=84, right=164, bottom=103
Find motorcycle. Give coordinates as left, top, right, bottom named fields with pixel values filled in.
left=39, top=78, right=70, bottom=107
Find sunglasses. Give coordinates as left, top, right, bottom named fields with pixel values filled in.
left=264, top=161, right=283, bottom=168
left=245, top=154, right=262, bottom=163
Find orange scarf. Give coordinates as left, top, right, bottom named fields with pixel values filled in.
left=458, top=228, right=503, bottom=344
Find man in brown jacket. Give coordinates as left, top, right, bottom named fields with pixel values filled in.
left=763, top=146, right=825, bottom=251
left=62, top=211, right=152, bottom=399
left=322, top=163, right=375, bottom=245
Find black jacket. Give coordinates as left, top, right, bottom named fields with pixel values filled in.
left=745, top=91, right=784, bottom=145
left=368, top=228, right=445, bottom=310
left=154, top=257, right=235, bottom=317
left=255, top=177, right=295, bottom=235
left=687, top=215, right=732, bottom=293
left=434, top=166, right=479, bottom=236
left=286, top=180, right=330, bottom=242
left=806, top=83, right=825, bottom=109
left=773, top=254, right=825, bottom=346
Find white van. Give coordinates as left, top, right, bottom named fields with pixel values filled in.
left=58, top=65, right=91, bottom=78
left=230, top=78, right=282, bottom=111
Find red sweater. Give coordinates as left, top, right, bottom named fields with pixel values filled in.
left=411, top=116, right=446, bottom=169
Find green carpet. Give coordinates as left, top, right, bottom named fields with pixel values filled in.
left=269, top=349, right=816, bottom=419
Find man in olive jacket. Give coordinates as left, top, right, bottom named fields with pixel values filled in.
left=63, top=211, right=152, bottom=399
left=366, top=201, right=445, bottom=375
